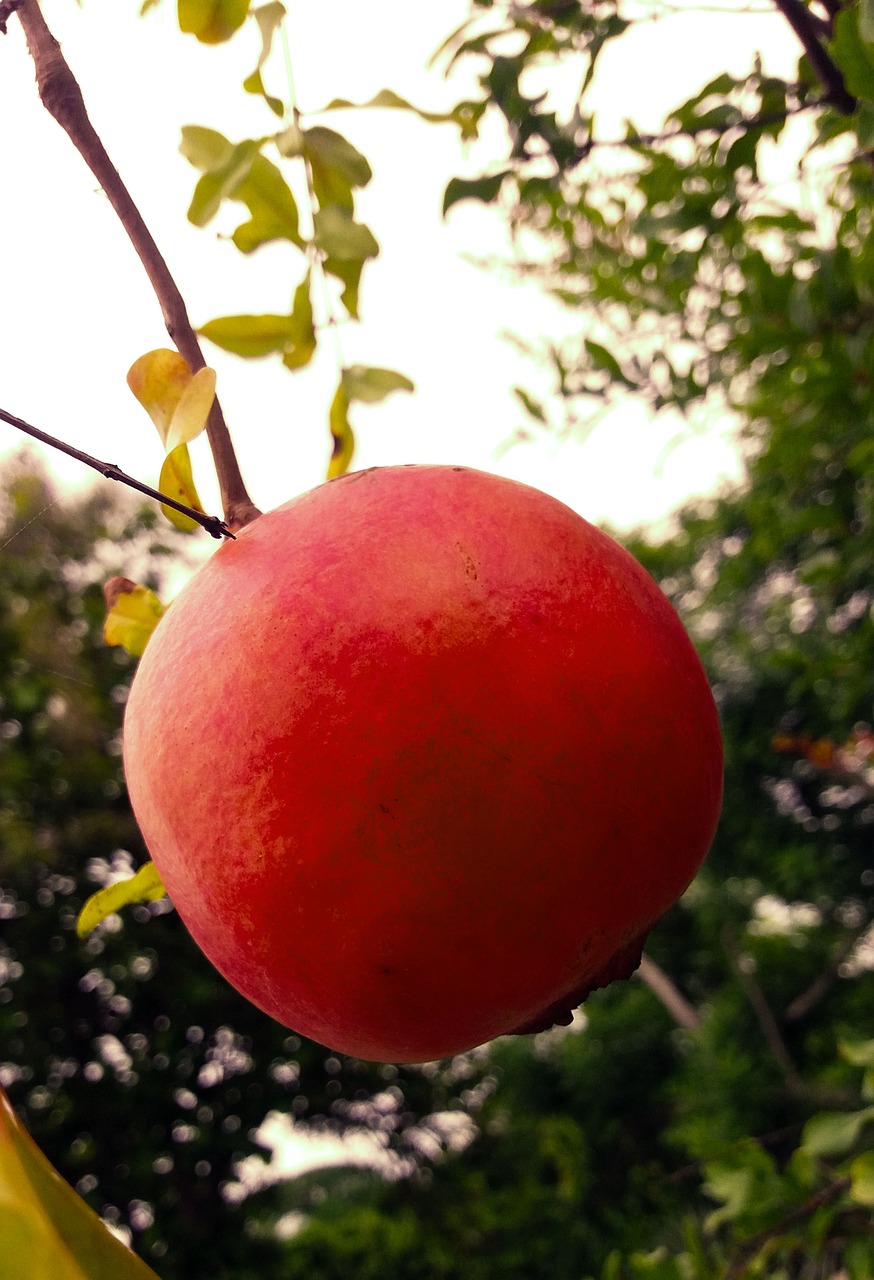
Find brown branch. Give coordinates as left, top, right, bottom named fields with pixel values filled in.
left=636, top=954, right=701, bottom=1030
left=772, top=0, right=856, bottom=114
left=723, top=929, right=805, bottom=1096
left=0, top=405, right=234, bottom=540
left=15, top=0, right=261, bottom=532
left=784, top=922, right=872, bottom=1022
left=724, top=1176, right=851, bottom=1280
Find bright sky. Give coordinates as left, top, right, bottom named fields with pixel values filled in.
left=1, top=0, right=800, bottom=538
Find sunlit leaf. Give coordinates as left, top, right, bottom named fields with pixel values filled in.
left=313, top=206, right=379, bottom=261
left=327, top=383, right=353, bottom=479
left=323, top=87, right=462, bottom=129
left=159, top=445, right=205, bottom=532
left=185, top=139, right=261, bottom=227
left=200, top=275, right=315, bottom=367
left=304, top=126, right=372, bottom=211
left=76, top=863, right=166, bottom=939
left=801, top=1107, right=874, bottom=1157
left=282, top=273, right=317, bottom=370
left=127, top=351, right=214, bottom=452
left=232, top=154, right=304, bottom=251
left=164, top=367, right=216, bottom=453
left=243, top=2, right=286, bottom=116
left=200, top=313, right=300, bottom=358
left=322, top=254, right=365, bottom=319
left=850, top=1151, right=874, bottom=1206
left=103, top=578, right=167, bottom=658
left=178, top=0, right=250, bottom=44
left=179, top=124, right=235, bottom=172
left=342, top=365, right=414, bottom=405
left=0, top=1085, right=160, bottom=1279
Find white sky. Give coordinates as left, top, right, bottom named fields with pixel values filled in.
left=1, top=0, right=800, bottom=537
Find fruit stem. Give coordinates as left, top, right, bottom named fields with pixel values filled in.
left=15, top=0, right=261, bottom=532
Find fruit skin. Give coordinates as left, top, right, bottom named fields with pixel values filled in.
left=123, top=465, right=722, bottom=1063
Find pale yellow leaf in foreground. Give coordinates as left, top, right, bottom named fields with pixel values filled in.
left=0, top=1085, right=160, bottom=1279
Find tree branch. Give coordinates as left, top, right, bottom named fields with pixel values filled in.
left=723, top=929, right=805, bottom=1096
left=15, top=0, right=261, bottom=531
left=724, top=1176, right=851, bottom=1280
left=772, top=0, right=856, bottom=114
left=0, top=406, right=234, bottom=540
left=636, top=954, right=701, bottom=1030
left=784, top=922, right=872, bottom=1022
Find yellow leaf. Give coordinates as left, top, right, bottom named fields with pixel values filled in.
left=0, top=1085, right=160, bottom=1279
left=127, top=349, right=191, bottom=447
left=76, top=862, right=166, bottom=939
left=164, top=366, right=216, bottom=453
left=127, top=351, right=215, bottom=451
left=102, top=580, right=167, bottom=658
left=327, top=383, right=354, bottom=478
left=159, top=444, right=205, bottom=532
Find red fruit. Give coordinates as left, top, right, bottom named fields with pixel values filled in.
left=123, top=465, right=722, bottom=1062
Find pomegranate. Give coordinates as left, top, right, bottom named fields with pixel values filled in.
left=123, top=465, right=722, bottom=1062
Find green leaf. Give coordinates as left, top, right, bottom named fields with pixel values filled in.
left=862, top=0, right=874, bottom=48
left=341, top=365, right=414, bottom=405
left=304, top=126, right=373, bottom=211
left=801, top=1107, right=874, bottom=1157
left=327, top=383, right=353, bottom=479
left=443, top=170, right=510, bottom=215
left=850, top=1151, right=874, bottom=1206
left=830, top=5, right=874, bottom=102
left=103, top=581, right=167, bottom=658
left=282, top=274, right=317, bottom=370
left=0, top=1086, right=161, bottom=1279
left=841, top=1038, right=874, bottom=1068
left=199, top=274, right=315, bottom=368
left=76, top=863, right=166, bottom=939
left=242, top=2, right=286, bottom=116
left=702, top=1165, right=755, bottom=1231
left=322, top=254, right=366, bottom=320
left=185, top=138, right=261, bottom=226
left=584, top=339, right=633, bottom=386
left=179, top=125, right=236, bottom=172
left=513, top=386, right=546, bottom=423
left=231, top=154, right=304, bottom=251
left=199, top=313, right=300, bottom=358
left=323, top=87, right=459, bottom=127
left=178, top=0, right=250, bottom=43
left=314, top=206, right=379, bottom=261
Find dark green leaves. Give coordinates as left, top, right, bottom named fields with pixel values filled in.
left=443, top=170, right=511, bottom=215
left=830, top=3, right=874, bottom=103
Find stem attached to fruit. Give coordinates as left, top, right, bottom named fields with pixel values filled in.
left=15, top=0, right=262, bottom=532
left=0, top=405, right=234, bottom=540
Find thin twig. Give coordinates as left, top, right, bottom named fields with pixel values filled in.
left=723, top=928, right=805, bottom=1096
left=724, top=1176, right=851, bottom=1280
left=0, top=406, right=234, bottom=540
left=14, top=0, right=261, bottom=531
left=636, top=954, right=701, bottom=1030
left=784, top=922, right=872, bottom=1022
left=771, top=0, right=856, bottom=114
